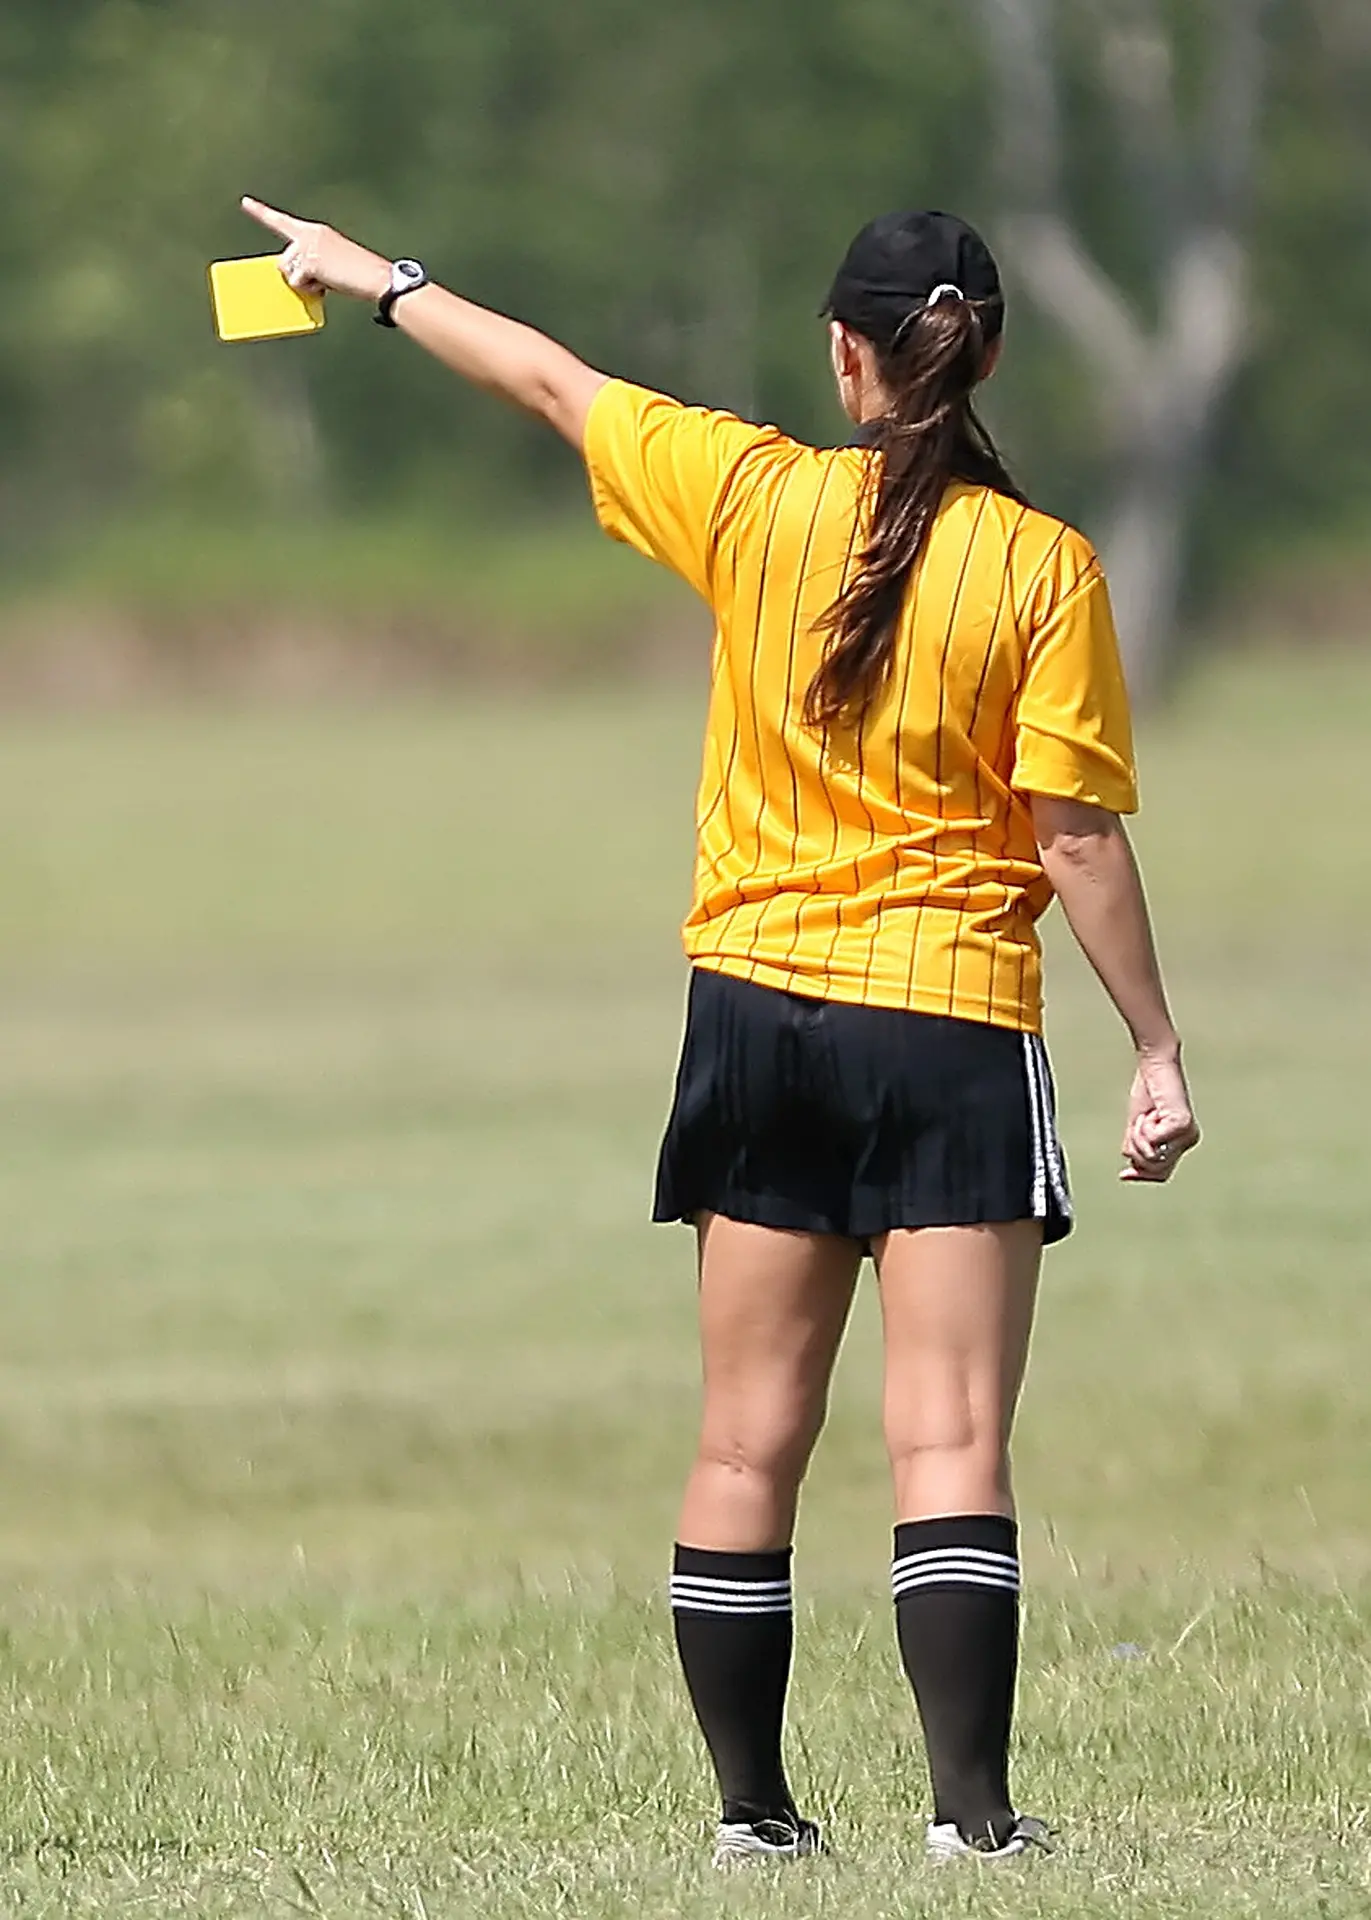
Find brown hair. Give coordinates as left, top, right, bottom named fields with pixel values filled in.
left=804, top=298, right=1027, bottom=733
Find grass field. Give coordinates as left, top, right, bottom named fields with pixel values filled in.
left=0, top=649, right=1366, bottom=1916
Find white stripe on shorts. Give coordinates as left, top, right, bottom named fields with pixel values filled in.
left=1021, top=1033, right=1048, bottom=1220
left=1022, top=1032, right=1072, bottom=1223
left=1029, top=1033, right=1072, bottom=1217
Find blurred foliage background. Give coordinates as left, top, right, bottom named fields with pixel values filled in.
left=1, top=0, right=1369, bottom=683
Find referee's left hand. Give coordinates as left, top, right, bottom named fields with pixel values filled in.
left=1121, top=1052, right=1199, bottom=1184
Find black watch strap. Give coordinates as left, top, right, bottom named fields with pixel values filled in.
left=375, top=260, right=428, bottom=328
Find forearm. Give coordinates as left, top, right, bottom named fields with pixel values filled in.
left=393, top=282, right=607, bottom=443
left=1035, top=803, right=1179, bottom=1058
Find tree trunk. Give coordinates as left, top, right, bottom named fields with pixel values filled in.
left=973, top=0, right=1271, bottom=698
left=1100, top=451, right=1196, bottom=704
left=1100, top=377, right=1214, bottom=701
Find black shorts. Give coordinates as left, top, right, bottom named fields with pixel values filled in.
left=653, top=967, right=1073, bottom=1246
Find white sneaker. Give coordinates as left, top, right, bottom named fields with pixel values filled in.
left=712, top=1815, right=824, bottom=1867
left=926, top=1815, right=1054, bottom=1863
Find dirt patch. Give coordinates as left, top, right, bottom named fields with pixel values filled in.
left=0, top=601, right=710, bottom=707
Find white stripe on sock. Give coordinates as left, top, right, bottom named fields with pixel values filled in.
left=892, top=1568, right=1020, bottom=1597
left=892, top=1558, right=1018, bottom=1575
left=669, top=1595, right=794, bottom=1616
left=669, top=1576, right=793, bottom=1614
left=892, top=1548, right=1021, bottom=1598
left=669, top=1579, right=792, bottom=1601
left=891, top=1549, right=1019, bottom=1577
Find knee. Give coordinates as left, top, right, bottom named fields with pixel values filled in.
left=884, top=1407, right=1008, bottom=1483
left=697, top=1390, right=828, bottom=1489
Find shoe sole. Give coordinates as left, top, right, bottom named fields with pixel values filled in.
left=927, top=1839, right=1033, bottom=1864
left=926, top=1817, right=1053, bottom=1864
left=712, top=1827, right=824, bottom=1868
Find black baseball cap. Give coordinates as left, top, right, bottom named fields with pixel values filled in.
left=824, top=210, right=1004, bottom=348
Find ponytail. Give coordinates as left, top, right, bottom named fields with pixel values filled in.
left=804, top=296, right=1027, bottom=734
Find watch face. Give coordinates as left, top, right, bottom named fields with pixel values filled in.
left=394, top=259, right=425, bottom=285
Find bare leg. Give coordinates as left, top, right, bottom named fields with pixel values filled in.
left=672, top=1214, right=860, bottom=1833
left=874, top=1221, right=1043, bottom=1849
left=875, top=1221, right=1042, bottom=1522
left=678, top=1214, right=861, bottom=1552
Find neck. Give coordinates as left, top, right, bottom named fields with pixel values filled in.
left=854, top=378, right=895, bottom=424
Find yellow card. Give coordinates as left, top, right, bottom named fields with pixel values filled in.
left=208, top=254, right=326, bottom=343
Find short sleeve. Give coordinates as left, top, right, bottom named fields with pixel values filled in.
left=1012, top=532, right=1139, bottom=814
left=583, top=379, right=783, bottom=603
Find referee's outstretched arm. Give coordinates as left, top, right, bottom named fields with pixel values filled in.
left=242, top=199, right=609, bottom=446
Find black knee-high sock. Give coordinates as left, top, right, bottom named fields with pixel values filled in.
left=892, top=1515, right=1020, bottom=1849
left=671, top=1545, right=797, bottom=1826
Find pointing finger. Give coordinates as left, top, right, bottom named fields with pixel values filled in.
left=241, top=196, right=305, bottom=242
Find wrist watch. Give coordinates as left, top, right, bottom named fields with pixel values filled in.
left=375, top=259, right=429, bottom=328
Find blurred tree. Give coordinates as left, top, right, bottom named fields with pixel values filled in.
left=975, top=0, right=1275, bottom=694
left=1203, top=0, right=1371, bottom=604
left=296, top=0, right=983, bottom=490
left=4, top=0, right=338, bottom=523
left=2, top=0, right=1369, bottom=665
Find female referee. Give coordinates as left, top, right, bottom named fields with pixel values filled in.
left=242, top=195, right=1199, bottom=1865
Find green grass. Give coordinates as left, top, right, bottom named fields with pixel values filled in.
left=0, top=650, right=1366, bottom=1914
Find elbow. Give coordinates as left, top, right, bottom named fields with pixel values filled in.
left=530, top=371, right=588, bottom=446
left=1044, top=827, right=1109, bottom=870
left=524, top=370, right=564, bottom=427
left=1031, top=796, right=1124, bottom=873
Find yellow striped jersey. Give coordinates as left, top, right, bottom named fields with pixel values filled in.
left=583, top=379, right=1138, bottom=1033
